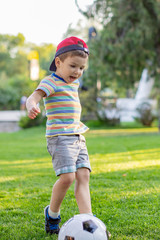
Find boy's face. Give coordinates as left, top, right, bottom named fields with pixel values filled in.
left=55, top=55, right=88, bottom=83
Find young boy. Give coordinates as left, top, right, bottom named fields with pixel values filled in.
left=26, top=36, right=92, bottom=235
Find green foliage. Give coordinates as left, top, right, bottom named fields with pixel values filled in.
left=0, top=33, right=56, bottom=110
left=8, top=74, right=38, bottom=97
left=79, top=0, right=160, bottom=93
left=135, top=102, right=157, bottom=126
left=0, top=74, right=39, bottom=110
left=19, top=113, right=45, bottom=129
left=79, top=88, right=97, bottom=120
left=86, top=119, right=158, bottom=129
left=0, top=33, right=27, bottom=77
left=0, top=87, right=19, bottom=110
left=33, top=43, right=56, bottom=77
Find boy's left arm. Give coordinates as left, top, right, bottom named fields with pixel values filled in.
left=26, top=90, right=45, bottom=119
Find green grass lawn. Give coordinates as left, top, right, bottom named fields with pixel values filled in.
left=0, top=126, right=160, bottom=240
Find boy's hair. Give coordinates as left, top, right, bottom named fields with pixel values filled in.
left=49, top=37, right=89, bottom=71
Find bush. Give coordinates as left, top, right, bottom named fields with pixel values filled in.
left=19, top=113, right=45, bottom=129
left=96, top=88, right=120, bottom=126
left=0, top=87, right=20, bottom=110
left=79, top=88, right=97, bottom=121
left=0, top=74, right=39, bottom=110
left=135, top=102, right=157, bottom=126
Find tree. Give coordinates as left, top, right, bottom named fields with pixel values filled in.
left=33, top=43, right=56, bottom=77
left=75, top=0, right=160, bottom=95
left=0, top=33, right=27, bottom=77
left=0, top=33, right=56, bottom=110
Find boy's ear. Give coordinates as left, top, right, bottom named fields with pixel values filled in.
left=55, top=57, right=61, bottom=68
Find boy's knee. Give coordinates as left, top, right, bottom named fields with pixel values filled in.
left=59, top=173, right=75, bottom=187
left=76, top=168, right=90, bottom=183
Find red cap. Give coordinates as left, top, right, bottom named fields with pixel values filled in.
left=49, top=36, right=89, bottom=71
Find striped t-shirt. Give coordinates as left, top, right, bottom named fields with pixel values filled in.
left=36, top=73, right=89, bottom=137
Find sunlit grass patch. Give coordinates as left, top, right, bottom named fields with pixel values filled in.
left=90, top=148, right=160, bottom=174
left=87, top=127, right=159, bottom=137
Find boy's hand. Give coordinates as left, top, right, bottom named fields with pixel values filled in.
left=26, top=90, right=45, bottom=119
left=28, top=106, right=41, bottom=119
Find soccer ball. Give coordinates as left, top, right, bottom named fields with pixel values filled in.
left=58, top=214, right=109, bottom=240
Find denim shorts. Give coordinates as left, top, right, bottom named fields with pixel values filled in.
left=47, top=135, right=91, bottom=176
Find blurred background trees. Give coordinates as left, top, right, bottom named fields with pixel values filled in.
left=0, top=33, right=56, bottom=110
left=78, top=0, right=160, bottom=94
left=0, top=0, right=160, bottom=127
left=74, top=0, right=160, bottom=125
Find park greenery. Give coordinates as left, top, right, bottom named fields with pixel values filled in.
left=0, top=33, right=56, bottom=110
left=76, top=0, right=160, bottom=93
left=0, top=126, right=160, bottom=239
left=0, top=0, right=160, bottom=125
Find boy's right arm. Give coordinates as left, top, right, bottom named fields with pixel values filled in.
left=26, top=90, right=45, bottom=119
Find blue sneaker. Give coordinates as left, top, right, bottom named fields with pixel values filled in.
left=44, top=205, right=61, bottom=234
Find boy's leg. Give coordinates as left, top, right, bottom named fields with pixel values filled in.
left=45, top=172, right=75, bottom=234
left=74, top=168, right=92, bottom=214
left=50, top=172, right=75, bottom=212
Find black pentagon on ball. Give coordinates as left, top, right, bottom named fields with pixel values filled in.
left=64, top=236, right=75, bottom=240
left=83, top=220, right=98, bottom=233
